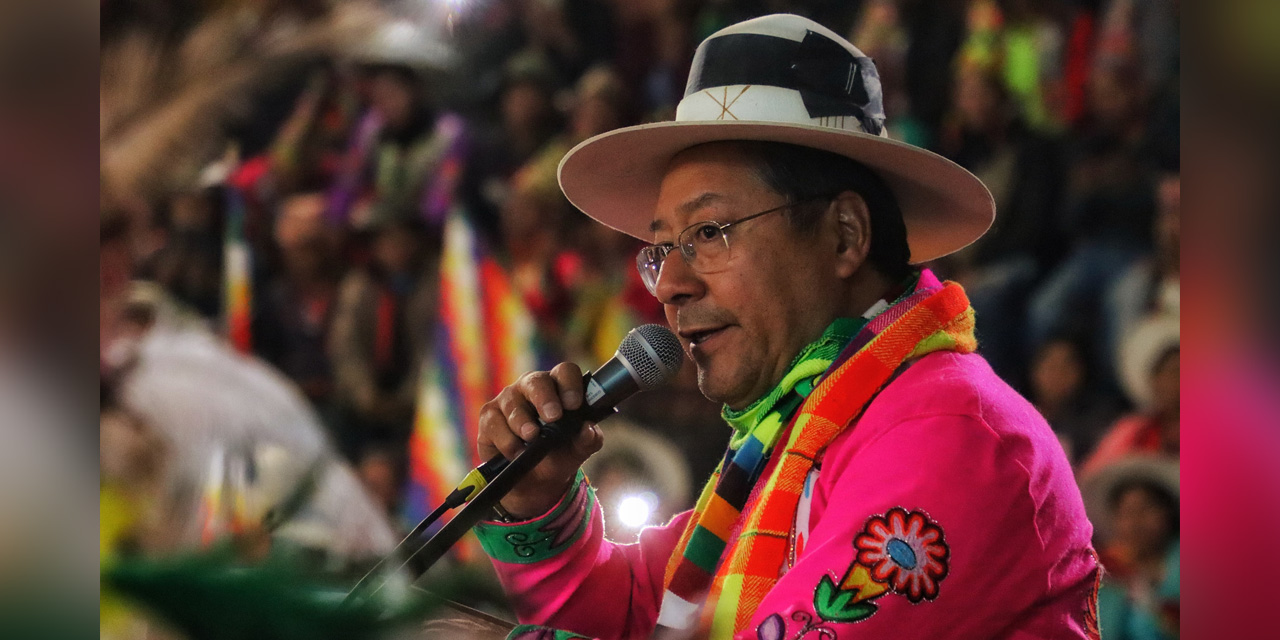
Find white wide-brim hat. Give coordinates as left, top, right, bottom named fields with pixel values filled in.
left=558, top=13, right=995, bottom=263
left=1118, top=313, right=1181, bottom=410
left=1082, top=455, right=1180, bottom=543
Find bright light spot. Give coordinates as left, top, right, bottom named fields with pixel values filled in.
left=617, top=492, right=657, bottom=529
left=385, top=20, right=417, bottom=43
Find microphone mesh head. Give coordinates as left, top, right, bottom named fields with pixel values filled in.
left=618, top=324, right=684, bottom=389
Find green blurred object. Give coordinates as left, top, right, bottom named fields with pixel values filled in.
left=102, top=546, right=436, bottom=640
left=0, top=587, right=97, bottom=640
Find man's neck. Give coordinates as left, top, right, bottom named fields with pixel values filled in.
left=725, top=268, right=910, bottom=414
left=844, top=268, right=900, bottom=321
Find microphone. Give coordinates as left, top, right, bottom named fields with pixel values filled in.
left=454, top=324, right=684, bottom=502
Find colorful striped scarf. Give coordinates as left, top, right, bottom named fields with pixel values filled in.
left=658, top=269, right=977, bottom=638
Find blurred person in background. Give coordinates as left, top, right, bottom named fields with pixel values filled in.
left=501, top=160, right=577, bottom=344
left=328, top=59, right=463, bottom=229
left=1096, top=0, right=1179, bottom=97
left=329, top=216, right=439, bottom=463
left=521, top=0, right=593, bottom=82
left=935, top=60, right=1067, bottom=384
left=895, top=0, right=971, bottom=147
left=136, top=187, right=226, bottom=321
left=1029, top=332, right=1122, bottom=466
left=255, top=189, right=345, bottom=412
left=493, top=53, right=562, bottom=174
left=1082, top=314, right=1179, bottom=476
left=1026, top=52, right=1159, bottom=386
left=356, top=444, right=407, bottom=524
left=462, top=52, right=564, bottom=243
left=561, top=210, right=665, bottom=367
left=1083, top=457, right=1179, bottom=640
left=515, top=65, right=666, bottom=360
left=608, top=0, right=693, bottom=116
left=1105, top=171, right=1179, bottom=366
left=988, top=0, right=1071, bottom=134
left=0, top=362, right=94, bottom=639
left=494, top=67, right=638, bottom=339
left=606, top=0, right=680, bottom=113
left=262, top=66, right=362, bottom=201
left=565, top=64, right=635, bottom=146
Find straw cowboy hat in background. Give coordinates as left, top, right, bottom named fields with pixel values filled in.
left=1118, top=313, right=1181, bottom=411
left=558, top=13, right=995, bottom=263
left=583, top=419, right=693, bottom=507
left=1082, top=455, right=1180, bottom=543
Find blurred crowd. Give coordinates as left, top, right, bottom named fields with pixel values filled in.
left=100, top=0, right=1180, bottom=637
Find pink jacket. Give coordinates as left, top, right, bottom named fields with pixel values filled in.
left=476, top=351, right=1100, bottom=639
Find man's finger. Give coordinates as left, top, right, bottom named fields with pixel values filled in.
left=481, top=407, right=528, bottom=460
left=518, top=371, right=564, bottom=423
left=571, top=422, right=604, bottom=458
left=549, top=362, right=584, bottom=411
left=496, top=392, right=541, bottom=442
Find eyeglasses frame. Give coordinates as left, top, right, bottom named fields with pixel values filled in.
left=636, top=196, right=833, bottom=295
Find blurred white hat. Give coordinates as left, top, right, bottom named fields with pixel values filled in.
left=348, top=18, right=455, bottom=70
left=1118, top=313, right=1180, bottom=410
left=1082, top=455, right=1179, bottom=543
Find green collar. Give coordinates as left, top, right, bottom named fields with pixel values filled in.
left=721, top=316, right=864, bottom=445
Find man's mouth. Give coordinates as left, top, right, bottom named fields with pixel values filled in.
left=681, top=326, right=729, bottom=348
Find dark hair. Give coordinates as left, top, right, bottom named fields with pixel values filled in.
left=1108, top=478, right=1180, bottom=534
left=732, top=141, right=912, bottom=281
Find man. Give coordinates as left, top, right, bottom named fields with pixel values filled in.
left=473, top=14, right=1099, bottom=640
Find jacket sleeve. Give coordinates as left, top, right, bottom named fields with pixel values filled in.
left=475, top=471, right=691, bottom=640
left=738, top=413, right=1097, bottom=640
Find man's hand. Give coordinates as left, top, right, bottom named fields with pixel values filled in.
left=477, top=362, right=604, bottom=519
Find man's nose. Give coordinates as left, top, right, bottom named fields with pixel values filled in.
left=653, top=251, right=705, bottom=305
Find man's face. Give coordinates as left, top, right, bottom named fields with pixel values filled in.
left=369, top=72, right=415, bottom=129
left=1113, top=486, right=1175, bottom=557
left=1031, top=340, right=1084, bottom=408
left=650, top=144, right=846, bottom=410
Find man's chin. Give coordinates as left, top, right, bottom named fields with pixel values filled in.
left=695, top=366, right=751, bottom=410
left=694, top=367, right=725, bottom=405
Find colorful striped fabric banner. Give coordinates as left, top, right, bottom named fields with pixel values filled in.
left=405, top=212, right=543, bottom=543
left=223, top=184, right=253, bottom=354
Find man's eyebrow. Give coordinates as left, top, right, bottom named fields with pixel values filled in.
left=650, top=192, right=726, bottom=233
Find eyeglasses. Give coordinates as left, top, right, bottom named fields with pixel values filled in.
left=636, top=198, right=826, bottom=296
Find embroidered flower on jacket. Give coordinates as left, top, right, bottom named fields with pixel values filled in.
left=853, top=507, right=949, bottom=603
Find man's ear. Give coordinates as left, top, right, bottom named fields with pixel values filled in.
left=831, top=190, right=872, bottom=279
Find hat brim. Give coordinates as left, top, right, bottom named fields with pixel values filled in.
left=558, top=120, right=995, bottom=263
left=1118, top=314, right=1181, bottom=410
